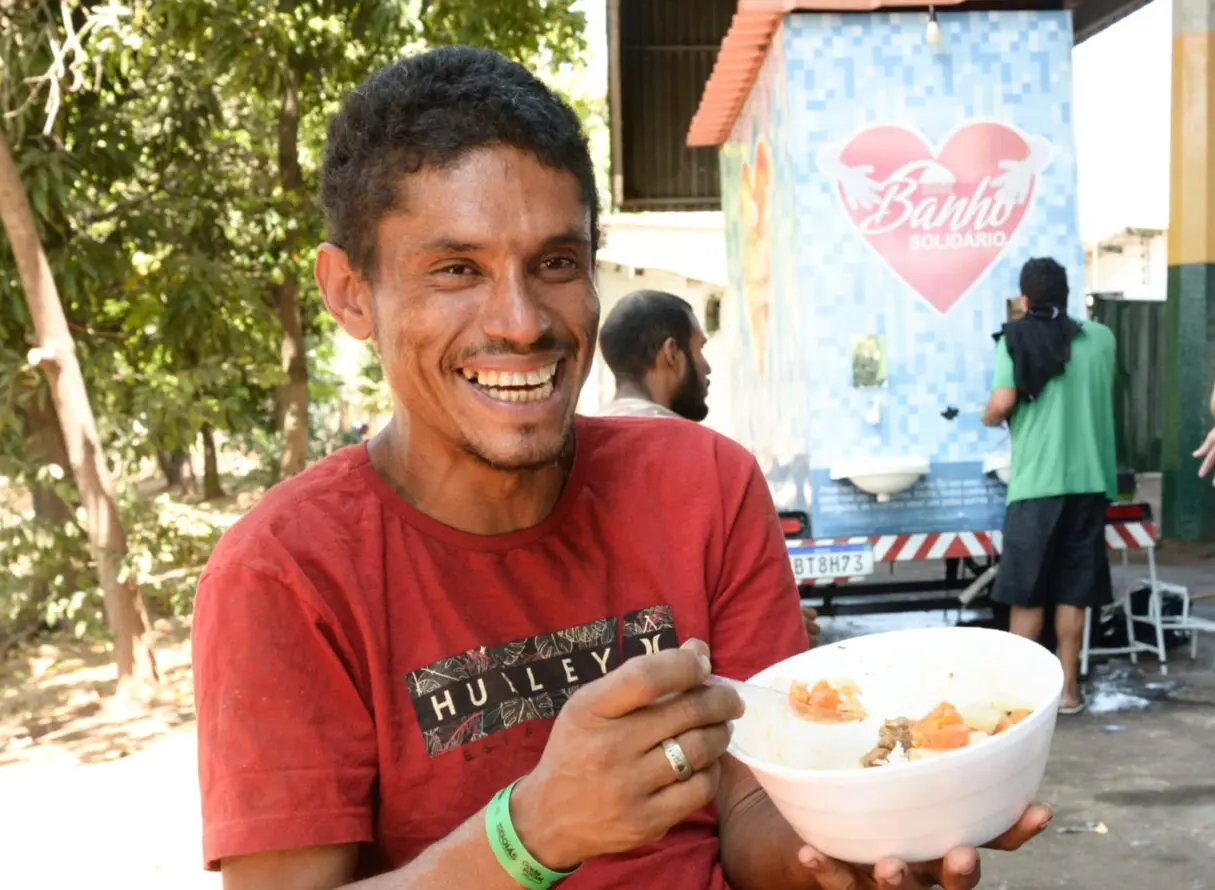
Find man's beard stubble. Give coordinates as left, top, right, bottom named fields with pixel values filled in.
left=670, top=360, right=708, bottom=422
left=459, top=419, right=576, bottom=474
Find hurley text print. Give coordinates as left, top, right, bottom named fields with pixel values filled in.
left=406, top=604, right=679, bottom=756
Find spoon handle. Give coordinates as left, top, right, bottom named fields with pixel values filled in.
left=706, top=674, right=787, bottom=705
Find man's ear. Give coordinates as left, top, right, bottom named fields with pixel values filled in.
left=316, top=243, right=374, bottom=341
left=658, top=336, right=683, bottom=372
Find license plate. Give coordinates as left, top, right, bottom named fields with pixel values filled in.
left=788, top=543, right=875, bottom=582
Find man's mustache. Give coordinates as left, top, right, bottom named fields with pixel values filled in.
left=447, top=333, right=576, bottom=367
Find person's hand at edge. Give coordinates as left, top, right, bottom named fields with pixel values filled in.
left=1195, top=428, right=1215, bottom=483
left=797, top=803, right=1054, bottom=889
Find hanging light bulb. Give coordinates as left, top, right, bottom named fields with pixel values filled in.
left=926, top=5, right=942, bottom=46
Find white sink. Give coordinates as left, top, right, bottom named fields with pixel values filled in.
left=829, top=457, right=930, bottom=503
left=984, top=453, right=1012, bottom=485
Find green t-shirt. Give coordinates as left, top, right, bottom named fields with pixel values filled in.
left=992, top=319, right=1118, bottom=504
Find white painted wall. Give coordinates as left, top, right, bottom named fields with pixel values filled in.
left=584, top=263, right=727, bottom=419
left=1083, top=229, right=1166, bottom=301
left=582, top=212, right=732, bottom=422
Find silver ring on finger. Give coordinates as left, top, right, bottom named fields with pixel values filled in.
left=660, top=737, right=693, bottom=782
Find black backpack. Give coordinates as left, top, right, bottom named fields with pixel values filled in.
left=1088, top=584, right=1191, bottom=651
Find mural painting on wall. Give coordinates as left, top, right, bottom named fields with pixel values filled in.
left=817, top=122, right=1055, bottom=315
left=739, top=135, right=773, bottom=378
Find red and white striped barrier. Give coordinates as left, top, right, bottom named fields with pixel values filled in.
left=788, top=520, right=1158, bottom=587
left=1103, top=521, right=1157, bottom=549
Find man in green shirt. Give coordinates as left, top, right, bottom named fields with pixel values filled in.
left=982, top=257, right=1118, bottom=715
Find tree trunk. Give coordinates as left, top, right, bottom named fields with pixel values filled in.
left=0, top=129, right=158, bottom=699
left=156, top=449, right=188, bottom=491
left=274, top=70, right=310, bottom=478
left=182, top=448, right=198, bottom=495
left=19, top=396, right=78, bottom=628
left=200, top=423, right=224, bottom=500
left=22, top=395, right=75, bottom=526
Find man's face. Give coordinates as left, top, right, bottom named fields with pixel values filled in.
left=669, top=320, right=711, bottom=422
left=322, top=146, right=598, bottom=471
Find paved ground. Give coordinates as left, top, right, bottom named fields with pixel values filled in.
left=818, top=546, right=1215, bottom=890
left=982, top=655, right=1215, bottom=889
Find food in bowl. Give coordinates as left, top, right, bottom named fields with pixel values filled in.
left=726, top=627, right=1063, bottom=864
left=859, top=701, right=1034, bottom=768
left=788, top=679, right=867, bottom=723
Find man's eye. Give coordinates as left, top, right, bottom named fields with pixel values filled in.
left=439, top=263, right=477, bottom=276
left=540, top=257, right=578, bottom=272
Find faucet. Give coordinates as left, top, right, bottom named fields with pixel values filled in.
left=864, top=392, right=885, bottom=427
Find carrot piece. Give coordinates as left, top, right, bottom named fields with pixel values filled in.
left=787, top=680, right=866, bottom=722
left=994, top=709, right=1032, bottom=734
left=914, top=721, right=971, bottom=750
left=911, top=702, right=971, bottom=750
left=919, top=702, right=964, bottom=726
left=808, top=680, right=842, bottom=711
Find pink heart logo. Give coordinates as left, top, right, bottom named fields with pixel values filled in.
left=833, top=123, right=1040, bottom=314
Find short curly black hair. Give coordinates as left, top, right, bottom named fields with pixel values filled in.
left=599, top=290, right=696, bottom=382
left=1019, top=257, right=1069, bottom=311
left=321, top=45, right=599, bottom=278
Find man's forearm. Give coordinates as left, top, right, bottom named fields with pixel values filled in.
left=719, top=786, right=817, bottom=890
left=221, top=808, right=523, bottom=890
left=345, top=805, right=521, bottom=890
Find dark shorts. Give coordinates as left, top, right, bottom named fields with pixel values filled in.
left=993, top=494, right=1113, bottom=610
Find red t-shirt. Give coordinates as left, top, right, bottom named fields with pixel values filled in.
left=194, top=415, right=807, bottom=887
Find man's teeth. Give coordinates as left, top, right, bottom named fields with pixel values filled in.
left=477, top=381, right=555, bottom=403
left=461, top=363, right=557, bottom=388
left=459, top=362, right=558, bottom=403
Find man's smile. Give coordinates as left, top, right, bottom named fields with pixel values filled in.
left=458, top=359, right=564, bottom=405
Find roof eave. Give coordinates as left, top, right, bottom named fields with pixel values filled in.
left=686, top=0, right=995, bottom=148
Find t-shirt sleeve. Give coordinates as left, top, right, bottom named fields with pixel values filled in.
left=993, top=338, right=1015, bottom=390
left=706, top=445, right=809, bottom=681
left=193, top=562, right=377, bottom=869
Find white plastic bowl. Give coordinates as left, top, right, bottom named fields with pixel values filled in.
left=729, top=627, right=1062, bottom=864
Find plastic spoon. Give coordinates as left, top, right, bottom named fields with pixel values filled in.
left=706, top=674, right=788, bottom=720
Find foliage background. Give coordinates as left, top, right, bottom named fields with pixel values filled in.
left=0, top=0, right=604, bottom=651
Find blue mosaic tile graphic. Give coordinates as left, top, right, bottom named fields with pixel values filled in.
left=718, top=10, right=1083, bottom=537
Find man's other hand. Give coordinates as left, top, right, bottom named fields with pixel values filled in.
left=802, top=606, right=822, bottom=649
left=798, top=803, right=1054, bottom=889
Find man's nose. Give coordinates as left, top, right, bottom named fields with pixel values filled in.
left=480, top=268, right=549, bottom=346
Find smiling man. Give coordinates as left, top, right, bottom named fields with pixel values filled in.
left=193, top=46, right=1049, bottom=890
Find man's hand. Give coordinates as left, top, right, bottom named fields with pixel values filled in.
left=802, top=606, right=822, bottom=650
left=797, top=803, right=1054, bottom=889
left=1195, top=428, right=1215, bottom=483
left=982, top=387, right=1016, bottom=428
left=511, top=641, right=743, bottom=871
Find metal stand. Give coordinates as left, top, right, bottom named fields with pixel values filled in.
left=1079, top=529, right=1215, bottom=674
left=1081, top=548, right=1166, bottom=676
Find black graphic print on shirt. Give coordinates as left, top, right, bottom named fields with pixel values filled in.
left=405, top=604, right=679, bottom=756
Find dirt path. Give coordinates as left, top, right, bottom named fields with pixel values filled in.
left=0, top=618, right=216, bottom=888
left=1, top=726, right=218, bottom=889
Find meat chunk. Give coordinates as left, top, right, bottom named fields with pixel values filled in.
left=860, top=718, right=915, bottom=768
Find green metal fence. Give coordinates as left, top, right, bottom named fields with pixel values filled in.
left=1090, top=297, right=1166, bottom=473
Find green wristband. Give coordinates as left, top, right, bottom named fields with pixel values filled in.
left=485, top=780, right=578, bottom=889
